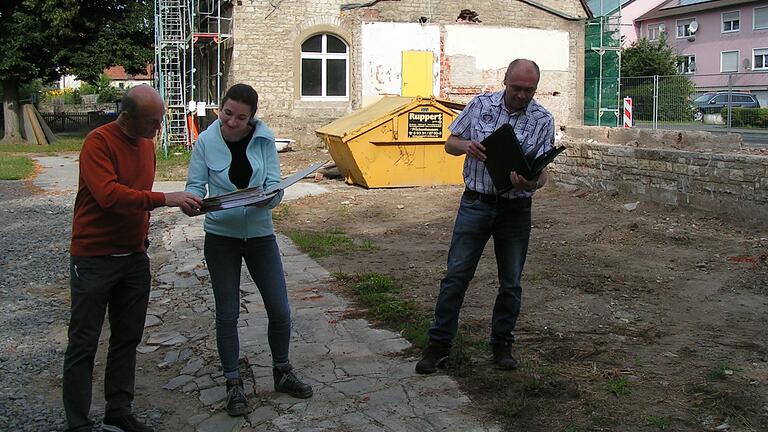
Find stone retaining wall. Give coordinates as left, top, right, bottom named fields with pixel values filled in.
left=550, top=137, right=768, bottom=223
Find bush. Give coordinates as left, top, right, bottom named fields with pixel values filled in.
left=723, top=108, right=768, bottom=128
left=97, top=85, right=122, bottom=103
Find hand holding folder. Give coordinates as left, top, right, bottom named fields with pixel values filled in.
left=481, top=123, right=565, bottom=194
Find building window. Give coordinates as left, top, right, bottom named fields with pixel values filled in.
left=647, top=23, right=662, bottom=41
left=676, top=18, right=695, bottom=38
left=300, top=33, right=348, bottom=100
left=721, top=50, right=739, bottom=72
left=755, top=6, right=768, bottom=30
left=722, top=11, right=740, bottom=32
left=677, top=55, right=696, bottom=74
left=754, top=48, right=768, bottom=70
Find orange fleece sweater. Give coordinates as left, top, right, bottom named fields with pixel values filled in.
left=70, top=122, right=166, bottom=256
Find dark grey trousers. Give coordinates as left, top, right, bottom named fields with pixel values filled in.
left=62, top=253, right=151, bottom=431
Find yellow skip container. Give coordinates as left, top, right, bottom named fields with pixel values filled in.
left=315, top=96, right=466, bottom=188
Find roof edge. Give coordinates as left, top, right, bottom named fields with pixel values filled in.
left=518, top=0, right=593, bottom=20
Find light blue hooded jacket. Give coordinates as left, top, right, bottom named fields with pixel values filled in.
left=185, top=118, right=284, bottom=239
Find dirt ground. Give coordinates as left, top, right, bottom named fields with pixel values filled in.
left=275, top=149, right=768, bottom=432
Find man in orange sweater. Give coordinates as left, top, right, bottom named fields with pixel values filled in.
left=63, top=85, right=201, bottom=432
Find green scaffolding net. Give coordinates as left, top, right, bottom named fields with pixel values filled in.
left=584, top=0, right=622, bottom=126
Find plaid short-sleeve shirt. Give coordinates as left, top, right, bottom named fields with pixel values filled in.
left=448, top=90, right=554, bottom=199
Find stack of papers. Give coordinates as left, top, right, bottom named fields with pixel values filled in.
left=200, top=160, right=328, bottom=212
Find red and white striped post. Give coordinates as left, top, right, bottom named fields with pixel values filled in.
left=623, top=97, right=633, bottom=128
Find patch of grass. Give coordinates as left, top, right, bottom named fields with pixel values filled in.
left=645, top=415, right=671, bottom=429
left=286, top=228, right=376, bottom=258
left=287, top=228, right=355, bottom=258
left=563, top=425, right=583, bottom=432
left=0, top=134, right=85, bottom=153
left=688, top=382, right=762, bottom=423
left=494, top=398, right=527, bottom=420
left=522, top=362, right=567, bottom=397
left=0, top=154, right=34, bottom=179
left=360, top=238, right=375, bottom=251
left=605, top=377, right=630, bottom=397
left=155, top=147, right=192, bottom=181
left=332, top=272, right=430, bottom=348
left=707, top=363, right=737, bottom=381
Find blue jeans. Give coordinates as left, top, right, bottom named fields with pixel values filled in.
left=63, top=253, right=151, bottom=431
left=204, top=233, right=291, bottom=379
left=428, top=192, right=532, bottom=346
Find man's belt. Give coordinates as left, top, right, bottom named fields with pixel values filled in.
left=463, top=188, right=532, bottom=208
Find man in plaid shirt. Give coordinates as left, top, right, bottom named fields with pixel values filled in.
left=416, top=59, right=554, bottom=374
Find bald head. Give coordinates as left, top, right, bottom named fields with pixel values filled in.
left=118, top=84, right=165, bottom=139
left=503, top=59, right=540, bottom=113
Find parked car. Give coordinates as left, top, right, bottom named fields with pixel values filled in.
left=692, top=92, right=760, bottom=120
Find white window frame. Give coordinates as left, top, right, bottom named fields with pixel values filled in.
left=300, top=33, right=350, bottom=101
left=720, top=50, right=739, bottom=72
left=754, top=47, right=768, bottom=70
left=676, top=17, right=696, bottom=38
left=755, top=6, right=768, bottom=30
left=677, top=54, right=696, bottom=74
left=721, top=10, right=740, bottom=33
left=647, top=23, right=662, bottom=41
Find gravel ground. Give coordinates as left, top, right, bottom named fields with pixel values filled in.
left=0, top=180, right=73, bottom=431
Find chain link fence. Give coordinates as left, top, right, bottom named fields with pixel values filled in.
left=620, top=73, right=768, bottom=133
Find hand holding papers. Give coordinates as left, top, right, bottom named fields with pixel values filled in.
left=199, top=161, right=328, bottom=213
left=481, top=124, right=565, bottom=194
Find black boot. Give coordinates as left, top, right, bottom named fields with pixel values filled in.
left=225, top=378, right=250, bottom=416
left=415, top=341, right=451, bottom=374
left=274, top=364, right=313, bottom=399
left=491, top=343, right=519, bottom=370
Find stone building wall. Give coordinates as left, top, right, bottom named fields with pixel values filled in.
left=550, top=139, right=768, bottom=223
left=229, top=1, right=588, bottom=148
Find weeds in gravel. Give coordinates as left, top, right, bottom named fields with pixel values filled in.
left=0, top=155, right=35, bottom=180
left=707, top=363, right=736, bottom=381
left=272, top=204, right=293, bottom=222
left=645, top=415, right=671, bottom=429
left=606, top=377, right=630, bottom=397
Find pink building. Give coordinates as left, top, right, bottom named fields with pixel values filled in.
left=636, top=0, right=768, bottom=105
left=622, top=0, right=669, bottom=46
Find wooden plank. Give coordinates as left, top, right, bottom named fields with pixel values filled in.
left=26, top=104, right=48, bottom=145
left=31, top=104, right=57, bottom=143
left=20, top=104, right=39, bottom=145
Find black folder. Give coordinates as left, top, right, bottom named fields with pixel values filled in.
left=481, top=123, right=565, bottom=194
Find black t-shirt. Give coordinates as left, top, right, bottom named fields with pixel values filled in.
left=224, top=127, right=255, bottom=189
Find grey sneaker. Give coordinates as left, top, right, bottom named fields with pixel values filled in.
left=102, top=414, right=154, bottom=432
left=225, top=378, right=250, bottom=416
left=274, top=365, right=313, bottom=399
left=415, top=341, right=451, bottom=374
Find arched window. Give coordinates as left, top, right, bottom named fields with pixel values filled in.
left=301, top=33, right=348, bottom=100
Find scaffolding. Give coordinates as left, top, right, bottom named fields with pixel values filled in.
left=584, top=0, right=622, bottom=126
left=155, top=0, right=233, bottom=153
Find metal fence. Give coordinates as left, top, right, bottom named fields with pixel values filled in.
left=619, top=73, right=768, bottom=134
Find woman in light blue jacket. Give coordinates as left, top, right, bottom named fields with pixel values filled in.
left=185, top=84, right=312, bottom=417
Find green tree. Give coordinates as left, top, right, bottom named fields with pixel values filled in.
left=621, top=34, right=678, bottom=77
left=0, top=0, right=152, bottom=141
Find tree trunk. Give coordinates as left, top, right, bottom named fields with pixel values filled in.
left=2, top=78, right=21, bottom=142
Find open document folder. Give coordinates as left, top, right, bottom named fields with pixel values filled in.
left=200, top=161, right=328, bottom=213
left=481, top=123, right=565, bottom=194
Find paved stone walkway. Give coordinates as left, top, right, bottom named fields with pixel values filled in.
left=148, top=210, right=498, bottom=431
left=31, top=155, right=498, bottom=431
